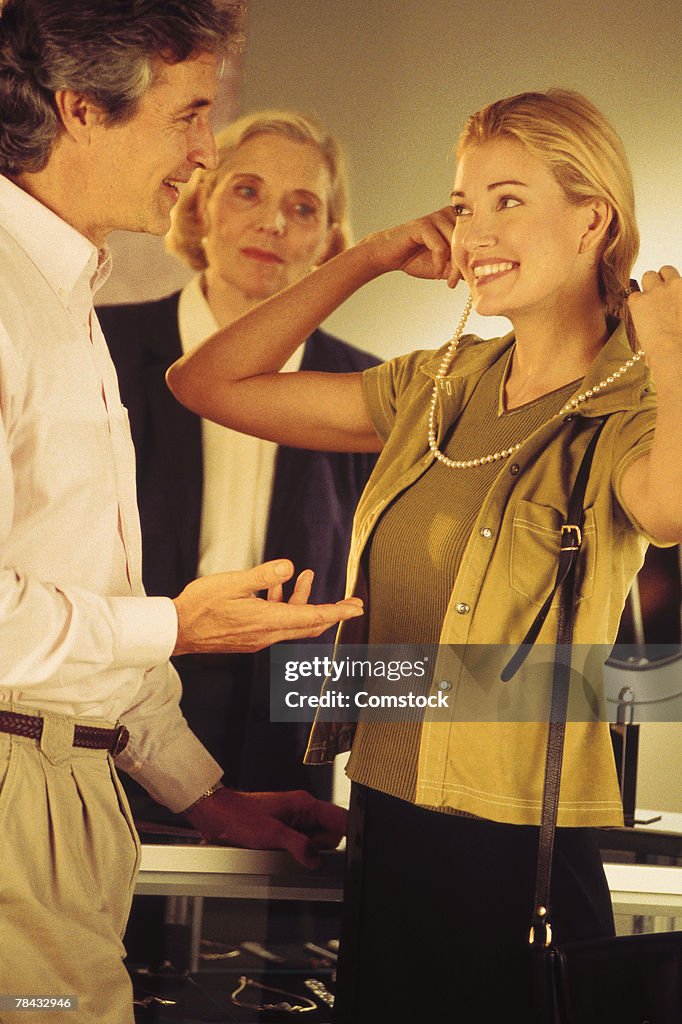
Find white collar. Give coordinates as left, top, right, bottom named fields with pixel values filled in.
left=0, top=174, right=111, bottom=306
left=178, top=274, right=220, bottom=355
left=178, top=274, right=305, bottom=371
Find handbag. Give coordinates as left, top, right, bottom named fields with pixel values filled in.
left=505, top=418, right=682, bottom=1024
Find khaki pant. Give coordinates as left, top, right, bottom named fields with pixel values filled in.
left=0, top=704, right=140, bottom=1024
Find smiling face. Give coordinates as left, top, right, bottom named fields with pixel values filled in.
left=451, top=137, right=601, bottom=323
left=201, top=132, right=333, bottom=305
left=86, top=52, right=219, bottom=242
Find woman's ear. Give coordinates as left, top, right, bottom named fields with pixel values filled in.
left=578, top=198, right=613, bottom=255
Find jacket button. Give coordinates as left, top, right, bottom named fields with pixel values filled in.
left=480, top=527, right=493, bottom=539
left=456, top=602, right=470, bottom=615
left=510, top=463, right=520, bottom=475
left=439, top=679, right=452, bottom=691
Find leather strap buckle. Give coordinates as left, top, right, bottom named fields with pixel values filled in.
left=560, top=523, right=582, bottom=551
left=110, top=724, right=130, bottom=756
left=529, top=906, right=553, bottom=948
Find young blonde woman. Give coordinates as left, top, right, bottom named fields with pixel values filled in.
left=168, top=90, right=682, bottom=1022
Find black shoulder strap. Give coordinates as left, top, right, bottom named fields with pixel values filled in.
left=501, top=418, right=608, bottom=683
left=527, top=417, right=608, bottom=947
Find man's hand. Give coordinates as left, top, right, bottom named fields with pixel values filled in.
left=172, top=559, right=363, bottom=655
left=185, top=788, right=347, bottom=868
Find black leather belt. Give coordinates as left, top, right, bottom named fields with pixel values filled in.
left=0, top=710, right=129, bottom=755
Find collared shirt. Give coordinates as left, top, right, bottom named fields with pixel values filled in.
left=0, top=175, right=220, bottom=811
left=178, top=275, right=304, bottom=576
left=306, top=323, right=658, bottom=827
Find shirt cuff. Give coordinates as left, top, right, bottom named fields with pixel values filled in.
left=361, top=362, right=394, bottom=442
left=122, top=726, right=223, bottom=814
left=111, top=595, right=178, bottom=669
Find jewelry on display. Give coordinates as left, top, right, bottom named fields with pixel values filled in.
left=303, top=941, right=338, bottom=961
left=240, top=940, right=287, bottom=963
left=305, top=978, right=335, bottom=1007
left=230, top=976, right=317, bottom=1013
left=199, top=938, right=240, bottom=960
left=427, top=293, right=646, bottom=470
left=132, top=987, right=177, bottom=1008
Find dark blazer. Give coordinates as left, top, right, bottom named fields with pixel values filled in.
left=98, top=291, right=379, bottom=802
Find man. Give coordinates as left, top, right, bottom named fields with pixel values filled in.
left=0, top=2, right=362, bottom=1020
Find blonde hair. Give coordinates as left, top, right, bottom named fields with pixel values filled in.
left=457, top=89, right=639, bottom=317
left=167, top=109, right=351, bottom=271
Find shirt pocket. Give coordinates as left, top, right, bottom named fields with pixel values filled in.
left=510, top=500, right=596, bottom=604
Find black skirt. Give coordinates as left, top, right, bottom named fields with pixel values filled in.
left=333, top=783, right=615, bottom=1024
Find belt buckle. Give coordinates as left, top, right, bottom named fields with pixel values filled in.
left=110, top=724, right=130, bottom=756
left=560, top=523, right=582, bottom=551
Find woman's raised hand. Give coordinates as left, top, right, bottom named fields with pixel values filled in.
left=620, top=265, right=682, bottom=546
left=628, top=265, right=682, bottom=358
left=166, top=205, right=464, bottom=455
left=359, top=206, right=462, bottom=286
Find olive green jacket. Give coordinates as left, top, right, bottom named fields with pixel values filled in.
left=305, top=322, right=657, bottom=826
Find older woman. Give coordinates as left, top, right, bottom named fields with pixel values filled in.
left=167, top=90, right=681, bottom=1020
left=99, top=111, right=378, bottom=804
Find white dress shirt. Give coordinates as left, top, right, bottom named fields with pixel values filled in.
left=178, top=275, right=304, bottom=576
left=0, top=175, right=221, bottom=811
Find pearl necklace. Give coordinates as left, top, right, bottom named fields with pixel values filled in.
left=427, top=294, right=645, bottom=470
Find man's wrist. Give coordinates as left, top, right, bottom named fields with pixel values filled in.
left=182, top=780, right=224, bottom=815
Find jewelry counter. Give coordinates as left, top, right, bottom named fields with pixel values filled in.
left=135, top=810, right=682, bottom=914
left=135, top=843, right=344, bottom=902
left=127, top=812, right=681, bottom=1020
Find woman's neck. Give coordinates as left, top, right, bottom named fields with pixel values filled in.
left=202, top=270, right=262, bottom=329
left=503, top=295, right=609, bottom=410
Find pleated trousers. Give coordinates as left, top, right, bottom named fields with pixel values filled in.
left=0, top=703, right=140, bottom=1024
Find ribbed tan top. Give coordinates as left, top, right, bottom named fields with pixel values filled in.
left=346, top=348, right=580, bottom=803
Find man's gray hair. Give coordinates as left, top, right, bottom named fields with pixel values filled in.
left=0, top=0, right=242, bottom=176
